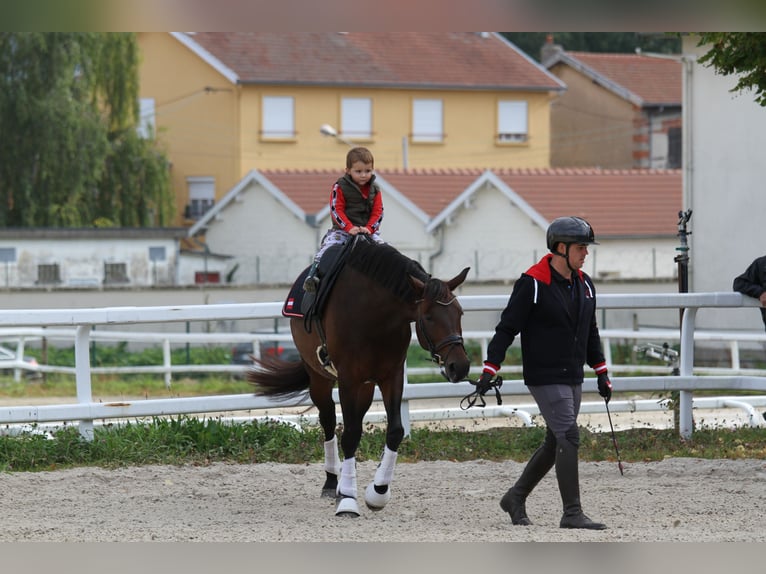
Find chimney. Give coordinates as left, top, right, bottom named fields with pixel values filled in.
left=540, top=34, right=562, bottom=66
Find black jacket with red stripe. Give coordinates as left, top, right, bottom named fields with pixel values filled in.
left=484, top=254, right=606, bottom=386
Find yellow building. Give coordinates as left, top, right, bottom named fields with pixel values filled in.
left=137, top=32, right=564, bottom=225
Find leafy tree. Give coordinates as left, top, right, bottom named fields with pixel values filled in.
left=0, top=32, right=173, bottom=227
left=696, top=32, right=766, bottom=106
left=501, top=32, right=681, bottom=62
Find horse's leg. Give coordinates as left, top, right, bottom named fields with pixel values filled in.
left=309, top=377, right=341, bottom=498
left=365, top=372, right=405, bottom=510
left=335, top=380, right=376, bottom=517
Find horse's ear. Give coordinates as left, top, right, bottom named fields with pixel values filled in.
left=447, top=267, right=470, bottom=291
left=408, top=274, right=426, bottom=296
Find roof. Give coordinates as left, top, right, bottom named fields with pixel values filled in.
left=174, top=32, right=565, bottom=91
left=207, top=168, right=681, bottom=239
left=545, top=50, right=682, bottom=107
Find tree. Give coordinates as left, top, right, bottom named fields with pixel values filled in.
left=0, top=32, right=173, bottom=227
left=696, top=33, right=766, bottom=106
left=501, top=32, right=681, bottom=62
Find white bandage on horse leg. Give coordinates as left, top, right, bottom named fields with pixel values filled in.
left=338, top=457, right=357, bottom=499
left=323, top=436, right=341, bottom=476
left=373, top=446, right=398, bottom=485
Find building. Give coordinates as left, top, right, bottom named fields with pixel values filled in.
left=137, top=32, right=565, bottom=225
left=189, top=167, right=682, bottom=286
left=542, top=38, right=682, bottom=170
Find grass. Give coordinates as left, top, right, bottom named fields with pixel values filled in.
left=1, top=342, right=765, bottom=473
left=1, top=417, right=765, bottom=473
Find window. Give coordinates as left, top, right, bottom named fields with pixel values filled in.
left=137, top=98, right=156, bottom=139
left=497, top=100, right=528, bottom=143
left=186, top=177, right=215, bottom=219
left=36, top=264, right=61, bottom=285
left=412, top=99, right=443, bottom=142
left=104, top=262, right=129, bottom=284
left=667, top=126, right=682, bottom=169
left=261, top=96, right=295, bottom=138
left=341, top=97, right=372, bottom=139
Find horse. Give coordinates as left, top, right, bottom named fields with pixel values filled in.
left=247, top=237, right=471, bottom=517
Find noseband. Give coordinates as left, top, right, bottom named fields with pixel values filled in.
left=416, top=294, right=465, bottom=376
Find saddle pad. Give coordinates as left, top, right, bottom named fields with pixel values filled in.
left=283, top=267, right=310, bottom=318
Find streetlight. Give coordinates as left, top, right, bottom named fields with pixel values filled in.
left=319, top=123, right=356, bottom=147
left=319, top=123, right=409, bottom=169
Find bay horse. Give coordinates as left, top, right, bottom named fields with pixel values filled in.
left=248, top=238, right=471, bottom=516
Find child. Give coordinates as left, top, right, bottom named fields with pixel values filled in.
left=303, top=147, right=385, bottom=292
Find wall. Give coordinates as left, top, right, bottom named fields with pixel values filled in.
left=0, top=237, right=179, bottom=288
left=137, top=33, right=242, bottom=224
left=548, top=64, right=635, bottom=168
left=684, top=36, right=766, bottom=331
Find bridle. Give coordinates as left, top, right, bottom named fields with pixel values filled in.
left=415, top=292, right=466, bottom=379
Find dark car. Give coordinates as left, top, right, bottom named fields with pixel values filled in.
left=230, top=336, right=300, bottom=367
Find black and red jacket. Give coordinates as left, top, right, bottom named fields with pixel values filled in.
left=484, top=254, right=606, bottom=386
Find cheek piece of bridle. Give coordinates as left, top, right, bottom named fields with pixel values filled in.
left=415, top=296, right=466, bottom=380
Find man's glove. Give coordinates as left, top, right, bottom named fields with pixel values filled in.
left=597, top=371, right=612, bottom=403
left=476, top=371, right=494, bottom=395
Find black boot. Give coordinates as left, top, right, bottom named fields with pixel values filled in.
left=303, top=261, right=320, bottom=293
left=556, top=437, right=607, bottom=530
left=500, top=428, right=556, bottom=526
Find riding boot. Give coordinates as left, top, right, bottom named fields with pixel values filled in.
left=303, top=260, right=320, bottom=293
left=500, top=427, right=555, bottom=526
left=556, top=437, right=607, bottom=530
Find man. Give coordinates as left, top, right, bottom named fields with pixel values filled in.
left=477, top=216, right=612, bottom=530
left=733, top=255, right=766, bottom=332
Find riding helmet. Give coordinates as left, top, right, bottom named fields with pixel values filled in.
left=546, top=216, right=598, bottom=251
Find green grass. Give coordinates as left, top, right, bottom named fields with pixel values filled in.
left=1, top=417, right=765, bottom=473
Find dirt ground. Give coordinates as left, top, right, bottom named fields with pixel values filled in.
left=1, top=456, right=764, bottom=542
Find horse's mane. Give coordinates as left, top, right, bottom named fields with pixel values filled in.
left=344, top=239, right=436, bottom=302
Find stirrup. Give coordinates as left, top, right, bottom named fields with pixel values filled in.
left=303, top=276, right=319, bottom=293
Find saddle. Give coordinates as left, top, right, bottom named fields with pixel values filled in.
left=282, top=238, right=358, bottom=330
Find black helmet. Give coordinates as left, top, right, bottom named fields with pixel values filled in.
left=546, top=216, right=598, bottom=251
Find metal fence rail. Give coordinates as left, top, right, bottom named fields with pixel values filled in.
left=0, top=292, right=763, bottom=439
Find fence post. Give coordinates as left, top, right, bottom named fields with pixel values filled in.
left=75, top=324, right=94, bottom=440
left=679, top=307, right=697, bottom=439
left=163, top=338, right=172, bottom=389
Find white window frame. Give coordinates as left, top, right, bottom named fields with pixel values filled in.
left=497, top=100, right=528, bottom=143
left=187, top=176, right=215, bottom=220
left=412, top=99, right=443, bottom=143
left=341, top=97, right=372, bottom=139
left=261, top=96, right=295, bottom=139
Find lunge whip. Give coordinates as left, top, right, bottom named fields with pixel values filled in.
left=604, top=398, right=624, bottom=475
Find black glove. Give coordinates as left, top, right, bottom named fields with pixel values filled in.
left=475, top=371, right=494, bottom=395
left=597, top=371, right=612, bottom=403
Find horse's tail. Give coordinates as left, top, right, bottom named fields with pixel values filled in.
left=246, top=355, right=310, bottom=400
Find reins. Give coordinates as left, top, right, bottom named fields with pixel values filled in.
left=460, top=375, right=503, bottom=410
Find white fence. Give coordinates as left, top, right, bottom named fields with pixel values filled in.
left=0, top=292, right=764, bottom=440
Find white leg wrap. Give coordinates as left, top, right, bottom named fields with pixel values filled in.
left=374, top=446, right=398, bottom=486
left=338, top=457, right=357, bottom=499
left=323, top=436, right=341, bottom=476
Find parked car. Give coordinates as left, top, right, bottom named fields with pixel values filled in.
left=0, top=345, right=42, bottom=379
left=230, top=333, right=300, bottom=368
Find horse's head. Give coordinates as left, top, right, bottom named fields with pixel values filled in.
left=410, top=267, right=471, bottom=383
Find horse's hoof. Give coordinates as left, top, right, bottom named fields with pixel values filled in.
left=321, top=488, right=336, bottom=498
left=335, top=496, right=360, bottom=517
left=364, top=482, right=391, bottom=510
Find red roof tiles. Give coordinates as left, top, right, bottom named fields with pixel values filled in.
left=561, top=51, right=682, bottom=105
left=183, top=32, right=563, bottom=90
left=259, top=168, right=682, bottom=238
